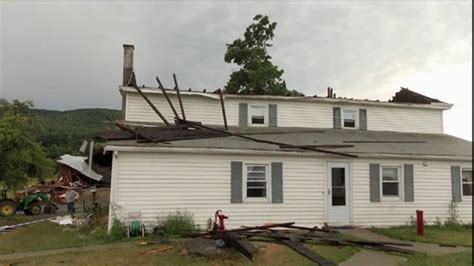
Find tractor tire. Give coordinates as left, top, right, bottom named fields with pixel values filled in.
left=0, top=200, right=17, bottom=217
left=43, top=204, right=58, bottom=214
left=28, top=203, right=42, bottom=216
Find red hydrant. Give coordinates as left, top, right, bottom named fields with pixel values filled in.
left=416, top=210, right=424, bottom=235
left=214, top=209, right=229, bottom=239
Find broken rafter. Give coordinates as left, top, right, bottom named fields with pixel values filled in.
left=178, top=119, right=358, bottom=158
left=343, top=140, right=426, bottom=144
left=114, top=120, right=154, bottom=143
left=227, top=233, right=258, bottom=261
left=218, top=89, right=228, bottom=130
left=280, top=239, right=336, bottom=266
left=156, top=76, right=180, bottom=120
left=129, top=73, right=171, bottom=127
left=173, top=73, right=187, bottom=121
left=280, top=144, right=354, bottom=149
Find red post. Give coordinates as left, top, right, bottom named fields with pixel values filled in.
left=416, top=210, right=424, bottom=235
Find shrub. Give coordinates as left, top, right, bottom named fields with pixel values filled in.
left=158, top=211, right=197, bottom=237
left=445, top=200, right=461, bottom=227
left=206, top=217, right=213, bottom=232
left=109, top=217, right=126, bottom=240
left=434, top=217, right=443, bottom=227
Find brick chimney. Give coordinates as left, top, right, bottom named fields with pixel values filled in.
left=122, top=44, right=134, bottom=86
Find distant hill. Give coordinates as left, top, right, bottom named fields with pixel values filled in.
left=32, top=108, right=121, bottom=159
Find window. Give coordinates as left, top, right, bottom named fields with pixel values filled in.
left=382, top=167, right=401, bottom=197
left=246, top=165, right=268, bottom=198
left=462, top=169, right=472, bottom=196
left=343, top=110, right=357, bottom=128
left=250, top=105, right=266, bottom=125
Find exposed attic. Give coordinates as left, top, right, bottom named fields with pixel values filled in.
left=390, top=87, right=443, bottom=104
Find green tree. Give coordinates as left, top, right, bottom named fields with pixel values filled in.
left=224, top=14, right=304, bottom=96
left=0, top=99, right=54, bottom=190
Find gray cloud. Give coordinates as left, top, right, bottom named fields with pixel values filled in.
left=0, top=2, right=471, bottom=139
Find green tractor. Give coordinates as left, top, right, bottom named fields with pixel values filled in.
left=0, top=189, right=57, bottom=217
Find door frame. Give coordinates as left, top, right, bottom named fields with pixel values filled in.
left=325, top=160, right=353, bottom=224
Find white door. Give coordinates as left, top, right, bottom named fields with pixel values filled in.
left=327, top=162, right=351, bottom=224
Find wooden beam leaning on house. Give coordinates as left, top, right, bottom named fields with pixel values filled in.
left=173, top=73, right=187, bottom=121
left=177, top=119, right=359, bottom=158
left=218, top=89, right=228, bottom=130
left=129, top=72, right=171, bottom=127
left=156, top=76, right=181, bottom=121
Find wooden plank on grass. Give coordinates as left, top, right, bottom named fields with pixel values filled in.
left=227, top=233, right=258, bottom=260
left=280, top=239, right=336, bottom=266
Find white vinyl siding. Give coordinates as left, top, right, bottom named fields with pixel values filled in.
left=110, top=151, right=325, bottom=230
left=109, top=150, right=472, bottom=230
left=352, top=159, right=472, bottom=226
left=124, top=91, right=444, bottom=134
left=126, top=92, right=224, bottom=125
left=366, top=106, right=443, bottom=134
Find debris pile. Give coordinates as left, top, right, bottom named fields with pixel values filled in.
left=188, top=222, right=416, bottom=265
left=183, top=210, right=415, bottom=265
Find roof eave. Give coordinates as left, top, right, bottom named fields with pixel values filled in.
left=104, top=145, right=471, bottom=161
left=119, top=86, right=453, bottom=110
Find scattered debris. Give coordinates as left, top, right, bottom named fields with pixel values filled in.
left=49, top=215, right=73, bottom=226
left=140, top=245, right=174, bottom=255
left=184, top=210, right=416, bottom=265
left=0, top=218, right=51, bottom=232
left=281, top=239, right=335, bottom=266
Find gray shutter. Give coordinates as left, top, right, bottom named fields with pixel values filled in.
left=231, top=161, right=243, bottom=203
left=359, top=109, right=367, bottom=130
left=369, top=164, right=380, bottom=202
left=333, top=107, right=341, bottom=129
left=404, top=164, right=414, bottom=202
left=271, top=162, right=283, bottom=203
left=451, top=166, right=462, bottom=202
left=239, top=103, right=248, bottom=127
left=269, top=104, right=278, bottom=127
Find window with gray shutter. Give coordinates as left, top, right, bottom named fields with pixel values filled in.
left=359, top=109, right=367, bottom=130
left=271, top=162, right=283, bottom=203
left=451, top=166, right=462, bottom=202
left=333, top=107, right=342, bottom=129
left=239, top=103, right=248, bottom=127
left=369, top=164, right=381, bottom=202
left=269, top=104, right=278, bottom=127
left=404, top=164, right=414, bottom=202
left=231, top=161, right=243, bottom=203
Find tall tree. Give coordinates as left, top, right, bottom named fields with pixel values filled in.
left=224, top=14, right=304, bottom=96
left=0, top=99, right=53, bottom=190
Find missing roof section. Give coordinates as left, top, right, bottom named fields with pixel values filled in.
left=390, top=88, right=443, bottom=104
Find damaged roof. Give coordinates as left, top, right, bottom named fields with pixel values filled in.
left=390, top=88, right=442, bottom=104
left=105, top=127, right=472, bottom=159
left=57, top=154, right=104, bottom=181
left=120, top=86, right=453, bottom=110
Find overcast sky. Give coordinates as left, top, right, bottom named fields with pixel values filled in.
left=0, top=2, right=472, bottom=140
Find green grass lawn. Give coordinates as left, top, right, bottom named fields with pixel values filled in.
left=371, top=225, right=472, bottom=247
left=0, top=215, right=36, bottom=226
left=0, top=221, right=126, bottom=254
left=1, top=240, right=359, bottom=266
left=0, top=221, right=359, bottom=265
left=400, top=251, right=472, bottom=266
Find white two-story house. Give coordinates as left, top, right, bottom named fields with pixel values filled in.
left=104, top=45, right=472, bottom=230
